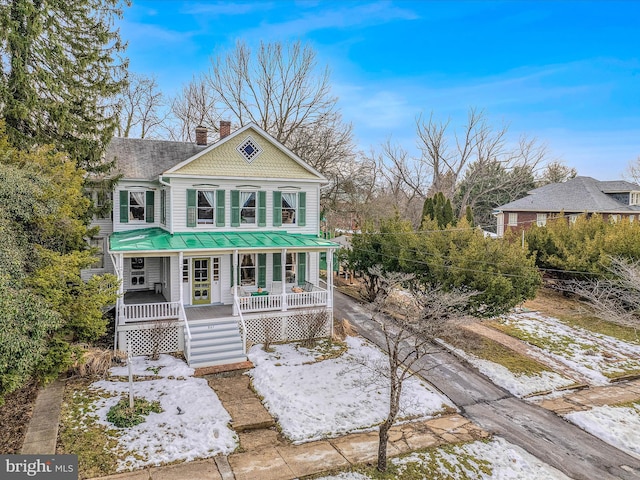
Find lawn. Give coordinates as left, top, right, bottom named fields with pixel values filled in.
left=58, top=355, right=237, bottom=478
left=313, top=437, right=571, bottom=479
left=491, top=312, right=640, bottom=384
left=247, top=336, right=455, bottom=443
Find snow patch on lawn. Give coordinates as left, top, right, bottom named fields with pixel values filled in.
left=89, top=354, right=237, bottom=471
left=565, top=404, right=640, bottom=460
left=247, top=336, right=454, bottom=443
left=440, top=341, right=574, bottom=397
left=316, top=437, right=571, bottom=479
left=500, top=313, right=640, bottom=385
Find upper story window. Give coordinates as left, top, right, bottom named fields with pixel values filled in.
left=197, top=191, right=215, bottom=224
left=631, top=192, right=640, bottom=205
left=273, top=191, right=306, bottom=227
left=240, top=192, right=257, bottom=224
left=282, top=193, right=297, bottom=224
left=187, top=189, right=224, bottom=227
left=119, top=190, right=154, bottom=224
left=160, top=190, right=167, bottom=225
left=237, top=136, right=263, bottom=163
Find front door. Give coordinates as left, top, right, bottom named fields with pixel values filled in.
left=192, top=258, right=210, bottom=305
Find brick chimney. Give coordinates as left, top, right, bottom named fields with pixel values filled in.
left=219, top=120, right=231, bottom=140
left=195, top=125, right=208, bottom=146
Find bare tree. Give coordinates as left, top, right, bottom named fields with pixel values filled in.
left=563, top=257, right=640, bottom=328
left=116, top=73, right=168, bottom=139
left=168, top=75, right=221, bottom=142
left=367, top=266, right=475, bottom=472
left=625, top=156, right=640, bottom=185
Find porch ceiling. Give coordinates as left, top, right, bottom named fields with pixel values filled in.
left=109, top=227, right=339, bottom=254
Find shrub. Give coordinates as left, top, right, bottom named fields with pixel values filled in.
left=106, top=397, right=163, bottom=428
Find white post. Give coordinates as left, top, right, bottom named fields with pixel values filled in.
left=178, top=251, right=184, bottom=305
left=127, top=340, right=134, bottom=409
left=281, top=248, right=287, bottom=311
left=233, top=249, right=239, bottom=315
left=327, top=248, right=334, bottom=308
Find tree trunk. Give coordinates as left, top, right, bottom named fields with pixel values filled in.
left=377, top=419, right=391, bottom=472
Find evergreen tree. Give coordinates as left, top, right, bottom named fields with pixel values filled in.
left=0, top=0, right=128, bottom=171
left=421, top=192, right=455, bottom=229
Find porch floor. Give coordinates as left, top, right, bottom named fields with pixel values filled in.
left=123, top=290, right=167, bottom=304
left=184, top=304, right=233, bottom=321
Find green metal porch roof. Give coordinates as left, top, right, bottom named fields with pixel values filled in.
left=109, top=228, right=340, bottom=253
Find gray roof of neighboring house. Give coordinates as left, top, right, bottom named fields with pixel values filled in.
left=104, top=137, right=208, bottom=180
left=496, top=176, right=640, bottom=213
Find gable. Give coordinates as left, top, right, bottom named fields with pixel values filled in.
left=168, top=125, right=324, bottom=181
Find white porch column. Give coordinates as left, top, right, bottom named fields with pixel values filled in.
left=232, top=249, right=239, bottom=316
left=178, top=251, right=184, bottom=305
left=281, top=248, right=287, bottom=311
left=326, top=248, right=334, bottom=308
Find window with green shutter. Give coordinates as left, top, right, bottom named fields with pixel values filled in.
left=231, top=190, right=240, bottom=226
left=272, top=191, right=282, bottom=226
left=297, top=252, right=306, bottom=285
left=216, top=190, right=225, bottom=226
left=145, top=191, right=155, bottom=223
left=119, top=190, right=129, bottom=223
left=272, top=253, right=282, bottom=281
left=186, top=189, right=196, bottom=227
left=258, top=190, right=266, bottom=226
left=258, top=254, right=266, bottom=288
left=298, top=192, right=306, bottom=226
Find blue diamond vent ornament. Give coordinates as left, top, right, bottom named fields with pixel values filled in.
left=237, top=136, right=262, bottom=163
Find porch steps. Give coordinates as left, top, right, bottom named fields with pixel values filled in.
left=187, top=318, right=247, bottom=368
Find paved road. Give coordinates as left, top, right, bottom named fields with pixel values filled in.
left=333, top=290, right=640, bottom=480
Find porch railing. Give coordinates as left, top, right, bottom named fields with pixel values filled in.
left=120, top=301, right=181, bottom=324
left=238, top=286, right=328, bottom=313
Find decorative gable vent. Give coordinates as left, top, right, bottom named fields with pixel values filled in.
left=237, top=136, right=263, bottom=164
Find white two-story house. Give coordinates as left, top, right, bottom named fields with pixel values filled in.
left=86, top=122, right=339, bottom=368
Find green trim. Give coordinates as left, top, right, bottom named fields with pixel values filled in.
left=272, top=252, right=282, bottom=281
left=258, top=190, right=266, bottom=227
left=231, top=190, right=240, bottom=227
left=216, top=190, right=225, bottom=227
left=298, top=192, right=306, bottom=227
left=273, top=191, right=282, bottom=226
left=110, top=228, right=340, bottom=252
left=258, top=253, right=266, bottom=288
left=297, top=252, right=306, bottom=285
left=119, top=190, right=129, bottom=223
left=145, top=191, right=155, bottom=223
left=186, top=189, right=196, bottom=227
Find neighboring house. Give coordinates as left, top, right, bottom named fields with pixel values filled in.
left=494, top=176, right=640, bottom=237
left=84, top=122, right=339, bottom=368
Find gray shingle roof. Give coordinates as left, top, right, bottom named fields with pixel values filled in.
left=104, top=137, right=208, bottom=180
left=496, top=176, right=640, bottom=213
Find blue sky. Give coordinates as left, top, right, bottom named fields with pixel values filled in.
left=117, top=1, right=640, bottom=180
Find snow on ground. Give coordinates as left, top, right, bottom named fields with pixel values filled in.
left=440, top=340, right=574, bottom=397
left=315, top=437, right=571, bottom=479
left=565, top=403, right=640, bottom=460
left=88, top=354, right=237, bottom=471
left=247, top=336, right=454, bottom=443
left=498, top=312, right=640, bottom=385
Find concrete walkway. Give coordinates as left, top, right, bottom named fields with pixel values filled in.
left=536, top=378, right=640, bottom=414
left=21, top=378, right=66, bottom=454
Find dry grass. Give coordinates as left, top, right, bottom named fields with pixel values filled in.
left=333, top=318, right=358, bottom=341
left=71, top=347, right=126, bottom=378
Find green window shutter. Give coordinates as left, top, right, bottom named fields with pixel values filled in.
left=119, top=190, right=129, bottom=223
left=216, top=190, right=225, bottom=227
left=297, top=252, right=306, bottom=285
left=258, top=254, right=267, bottom=288
left=298, top=192, right=306, bottom=226
left=186, top=189, right=196, bottom=227
left=229, top=254, right=235, bottom=286
left=258, top=190, right=267, bottom=227
left=145, top=190, right=155, bottom=223
left=231, top=190, right=240, bottom=227
left=272, top=253, right=282, bottom=281
left=273, top=191, right=282, bottom=226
